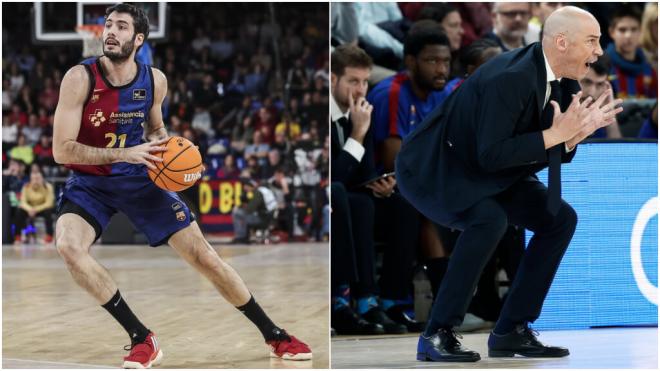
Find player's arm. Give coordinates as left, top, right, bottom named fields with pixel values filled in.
left=53, top=66, right=167, bottom=170
left=145, top=67, right=169, bottom=142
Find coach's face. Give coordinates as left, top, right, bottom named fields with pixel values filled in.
left=331, top=67, right=370, bottom=112
left=103, top=11, right=144, bottom=61
left=408, top=45, right=451, bottom=91
left=562, top=18, right=603, bottom=80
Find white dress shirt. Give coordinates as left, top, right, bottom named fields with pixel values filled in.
left=331, top=94, right=365, bottom=162
left=542, top=49, right=574, bottom=152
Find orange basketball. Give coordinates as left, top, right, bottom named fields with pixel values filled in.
left=148, top=136, right=203, bottom=192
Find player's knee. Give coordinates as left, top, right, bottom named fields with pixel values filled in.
left=55, top=236, right=87, bottom=265
left=192, top=238, right=223, bottom=270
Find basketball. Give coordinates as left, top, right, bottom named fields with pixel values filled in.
left=148, top=136, right=203, bottom=192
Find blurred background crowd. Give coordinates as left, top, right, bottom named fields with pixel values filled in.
left=2, top=3, right=329, bottom=244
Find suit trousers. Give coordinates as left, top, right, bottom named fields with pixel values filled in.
left=425, top=178, right=577, bottom=333
left=373, top=193, right=419, bottom=300
left=331, top=182, right=378, bottom=297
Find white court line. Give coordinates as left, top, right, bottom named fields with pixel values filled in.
left=3, top=357, right=115, bottom=368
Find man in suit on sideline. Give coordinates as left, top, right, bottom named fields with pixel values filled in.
left=396, top=7, right=623, bottom=362
left=330, top=44, right=420, bottom=335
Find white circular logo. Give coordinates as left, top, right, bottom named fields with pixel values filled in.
left=630, top=197, right=658, bottom=305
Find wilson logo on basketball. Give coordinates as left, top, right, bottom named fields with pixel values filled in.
left=183, top=172, right=201, bottom=183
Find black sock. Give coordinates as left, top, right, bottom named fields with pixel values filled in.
left=426, top=257, right=449, bottom=299
left=101, top=290, right=150, bottom=344
left=237, top=295, right=287, bottom=341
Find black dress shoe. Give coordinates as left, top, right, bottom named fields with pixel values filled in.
left=386, top=305, right=426, bottom=332
left=417, top=328, right=481, bottom=362
left=363, top=307, right=408, bottom=334
left=488, top=323, right=570, bottom=358
left=332, top=306, right=385, bottom=335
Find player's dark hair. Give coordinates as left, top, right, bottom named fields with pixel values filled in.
left=404, top=22, right=450, bottom=57
left=331, top=44, right=373, bottom=77
left=589, top=54, right=611, bottom=76
left=418, top=3, right=458, bottom=24
left=610, top=4, right=643, bottom=28
left=459, top=38, right=499, bottom=69
left=105, top=3, right=150, bottom=41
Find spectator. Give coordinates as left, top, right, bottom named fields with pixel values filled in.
left=454, top=3, right=493, bottom=47
left=8, top=103, right=27, bottom=126
left=287, top=58, right=311, bottom=99
left=216, top=154, right=241, bottom=180
left=9, top=134, right=34, bottom=165
left=578, top=55, right=623, bottom=138
left=231, top=178, right=278, bottom=244
left=22, top=114, right=43, bottom=145
left=2, top=116, right=19, bottom=150
left=485, top=2, right=532, bottom=51
left=8, top=63, right=25, bottom=97
left=245, top=131, right=271, bottom=165
left=252, top=107, right=277, bottom=144
left=458, top=38, right=502, bottom=77
left=368, top=25, right=454, bottom=172
left=355, top=2, right=405, bottom=60
left=606, top=4, right=658, bottom=99
left=33, top=133, right=55, bottom=168
left=418, top=4, right=465, bottom=52
left=230, top=116, right=254, bottom=155
left=260, top=149, right=283, bottom=180
left=274, top=111, right=301, bottom=140
left=640, top=3, right=658, bottom=71
left=2, top=79, right=13, bottom=110
left=331, top=1, right=359, bottom=46
left=13, top=164, right=55, bottom=244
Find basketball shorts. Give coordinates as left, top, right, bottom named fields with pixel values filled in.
left=57, top=172, right=194, bottom=247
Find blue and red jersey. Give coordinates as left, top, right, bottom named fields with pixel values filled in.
left=67, top=57, right=154, bottom=176
left=606, top=44, right=657, bottom=99
left=367, top=71, right=460, bottom=145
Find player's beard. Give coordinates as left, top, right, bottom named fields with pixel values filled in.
left=104, top=37, right=135, bottom=62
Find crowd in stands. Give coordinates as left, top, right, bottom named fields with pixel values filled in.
left=330, top=2, right=657, bottom=337
left=3, top=3, right=329, bottom=244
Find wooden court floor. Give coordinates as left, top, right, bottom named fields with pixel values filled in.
left=3, top=241, right=329, bottom=368
left=331, top=327, right=658, bottom=368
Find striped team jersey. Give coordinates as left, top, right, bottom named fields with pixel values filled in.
left=67, top=57, right=154, bottom=176
left=368, top=72, right=460, bottom=145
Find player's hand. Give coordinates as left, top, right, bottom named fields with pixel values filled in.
left=366, top=175, right=396, bottom=197
left=122, top=137, right=169, bottom=170
left=348, top=91, right=372, bottom=143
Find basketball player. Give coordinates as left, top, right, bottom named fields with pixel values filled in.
left=52, top=4, right=311, bottom=368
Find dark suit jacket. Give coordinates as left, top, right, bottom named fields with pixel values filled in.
left=396, top=42, right=580, bottom=218
left=331, top=117, right=378, bottom=188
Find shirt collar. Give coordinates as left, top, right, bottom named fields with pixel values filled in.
left=542, top=48, right=561, bottom=83
left=330, top=94, right=349, bottom=122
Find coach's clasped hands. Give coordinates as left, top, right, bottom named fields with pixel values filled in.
left=546, top=90, right=623, bottom=150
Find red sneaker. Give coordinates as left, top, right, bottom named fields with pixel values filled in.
left=43, top=234, right=53, bottom=244
left=123, top=332, right=163, bottom=369
left=266, top=331, right=312, bottom=361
